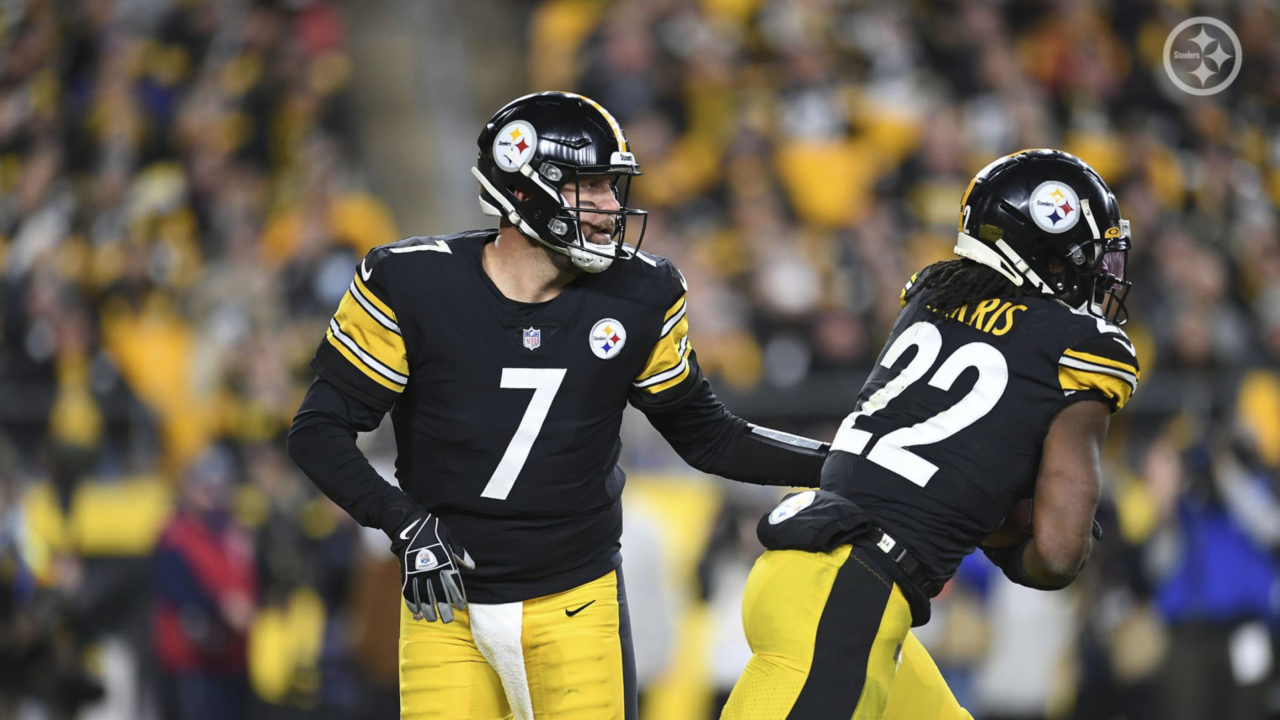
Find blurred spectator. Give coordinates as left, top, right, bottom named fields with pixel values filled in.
left=0, top=437, right=104, bottom=718
left=152, top=446, right=258, bottom=720
left=1, top=0, right=1280, bottom=715
left=1144, top=432, right=1280, bottom=720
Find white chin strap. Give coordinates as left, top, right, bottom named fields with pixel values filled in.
left=471, top=166, right=616, bottom=273
left=954, top=232, right=1054, bottom=296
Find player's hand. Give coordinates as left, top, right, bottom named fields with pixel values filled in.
left=389, top=510, right=475, bottom=623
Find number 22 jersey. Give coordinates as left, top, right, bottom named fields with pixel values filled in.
left=822, top=267, right=1140, bottom=586
left=311, top=231, right=700, bottom=603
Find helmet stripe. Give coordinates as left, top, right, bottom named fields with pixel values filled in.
left=562, top=91, right=627, bottom=152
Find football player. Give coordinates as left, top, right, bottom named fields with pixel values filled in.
left=720, top=149, right=1138, bottom=719
left=287, top=91, right=830, bottom=720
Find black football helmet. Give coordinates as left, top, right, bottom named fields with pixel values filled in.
left=472, top=91, right=648, bottom=273
left=955, top=149, right=1131, bottom=324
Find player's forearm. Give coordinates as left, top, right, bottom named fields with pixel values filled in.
left=287, top=381, right=417, bottom=535
left=646, top=380, right=827, bottom=486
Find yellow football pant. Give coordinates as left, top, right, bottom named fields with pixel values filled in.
left=721, top=546, right=973, bottom=720
left=399, top=568, right=634, bottom=720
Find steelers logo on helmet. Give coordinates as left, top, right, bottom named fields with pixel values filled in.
left=493, top=120, right=538, bottom=172
left=1029, top=180, right=1081, bottom=234
left=589, top=318, right=626, bottom=359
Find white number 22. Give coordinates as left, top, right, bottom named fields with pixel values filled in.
left=480, top=368, right=566, bottom=500
left=831, top=322, right=1008, bottom=487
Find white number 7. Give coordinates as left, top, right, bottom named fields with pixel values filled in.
left=481, top=368, right=566, bottom=500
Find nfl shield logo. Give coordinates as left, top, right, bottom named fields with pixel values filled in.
left=522, top=327, right=541, bottom=351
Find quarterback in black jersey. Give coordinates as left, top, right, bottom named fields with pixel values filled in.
left=287, top=92, right=828, bottom=720
left=722, top=149, right=1138, bottom=720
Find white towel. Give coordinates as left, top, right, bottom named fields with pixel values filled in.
left=470, top=601, right=534, bottom=720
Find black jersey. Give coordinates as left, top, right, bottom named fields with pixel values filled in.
left=822, top=269, right=1139, bottom=588
left=311, top=230, right=702, bottom=602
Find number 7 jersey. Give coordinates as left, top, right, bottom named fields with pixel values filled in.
left=310, top=231, right=701, bottom=603
left=823, top=269, right=1139, bottom=585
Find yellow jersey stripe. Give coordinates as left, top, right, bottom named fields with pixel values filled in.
left=635, top=338, right=692, bottom=394
left=1059, top=356, right=1137, bottom=390
left=326, top=329, right=406, bottom=392
left=1062, top=349, right=1139, bottom=378
left=663, top=293, right=686, bottom=323
left=332, top=291, right=409, bottom=375
left=563, top=91, right=627, bottom=152
left=635, top=335, right=691, bottom=390
left=354, top=274, right=397, bottom=323
left=349, top=280, right=399, bottom=334
left=1059, top=366, right=1134, bottom=410
left=660, top=297, right=687, bottom=338
left=635, top=314, right=690, bottom=384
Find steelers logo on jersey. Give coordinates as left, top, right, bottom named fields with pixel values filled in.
left=1029, top=181, right=1081, bottom=234
left=493, top=120, right=538, bottom=171
left=767, top=490, right=816, bottom=525
left=590, top=318, right=626, bottom=359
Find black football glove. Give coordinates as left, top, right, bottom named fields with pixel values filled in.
left=388, top=509, right=475, bottom=623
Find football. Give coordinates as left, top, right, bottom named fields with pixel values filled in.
left=980, top=498, right=1034, bottom=548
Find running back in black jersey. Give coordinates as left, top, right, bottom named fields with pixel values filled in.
left=822, top=268, right=1139, bottom=587
left=310, top=230, right=699, bottom=602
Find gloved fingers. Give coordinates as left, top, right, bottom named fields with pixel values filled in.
left=409, top=577, right=425, bottom=621
left=422, top=580, right=439, bottom=622
left=441, top=570, right=468, bottom=611
left=436, top=598, right=454, bottom=624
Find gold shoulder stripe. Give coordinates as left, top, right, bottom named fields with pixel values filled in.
left=354, top=274, right=397, bottom=323
left=634, top=336, right=692, bottom=394
left=1059, top=356, right=1137, bottom=391
left=1062, top=348, right=1139, bottom=378
left=635, top=314, right=691, bottom=383
left=1060, top=366, right=1133, bottom=411
left=326, top=328, right=406, bottom=392
left=663, top=293, right=687, bottom=323
left=349, top=280, right=399, bottom=334
left=660, top=296, right=687, bottom=338
left=332, top=290, right=409, bottom=376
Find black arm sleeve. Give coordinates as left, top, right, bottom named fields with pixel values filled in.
left=287, top=377, right=418, bottom=537
left=640, top=377, right=828, bottom=487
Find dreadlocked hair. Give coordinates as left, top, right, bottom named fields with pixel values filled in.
left=904, top=259, right=1024, bottom=316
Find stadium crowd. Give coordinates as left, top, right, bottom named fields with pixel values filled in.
left=1, top=0, right=1279, bottom=718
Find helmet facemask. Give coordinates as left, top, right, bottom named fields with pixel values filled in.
left=1046, top=218, right=1131, bottom=325
left=1088, top=220, right=1131, bottom=325
left=540, top=161, right=648, bottom=273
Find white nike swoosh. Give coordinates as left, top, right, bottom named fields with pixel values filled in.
left=361, top=258, right=372, bottom=282
left=1111, top=336, right=1135, bottom=355
left=399, top=518, right=422, bottom=541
